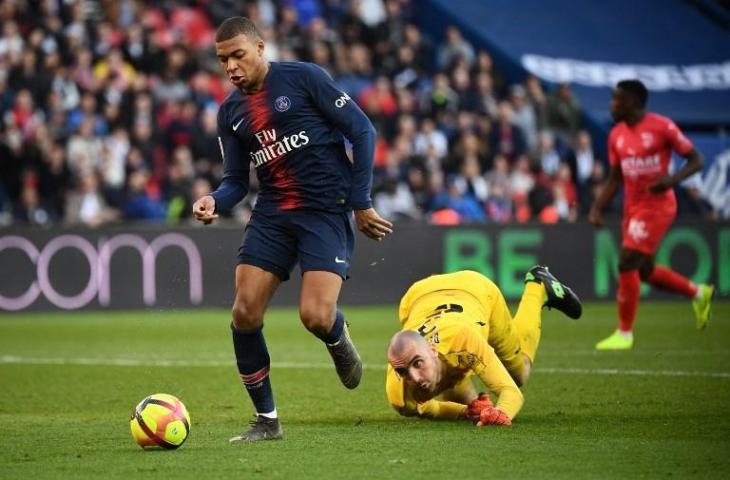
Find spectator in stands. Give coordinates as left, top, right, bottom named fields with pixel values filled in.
left=552, top=162, right=578, bottom=222
left=524, top=74, right=549, bottom=132
left=164, top=146, right=195, bottom=223
left=374, top=177, right=420, bottom=222
left=509, top=155, right=535, bottom=222
left=0, top=0, right=618, bottom=227
left=123, top=169, right=166, bottom=221
left=374, top=134, right=412, bottom=188
left=402, top=23, right=433, bottom=72
left=8, top=50, right=48, bottom=107
left=547, top=83, right=581, bottom=145
left=537, top=130, right=561, bottom=177
left=486, top=183, right=512, bottom=223
left=50, top=66, right=81, bottom=114
left=452, top=155, right=489, bottom=204
left=489, top=101, right=526, bottom=163
left=484, top=149, right=513, bottom=223
left=359, top=75, right=398, bottom=132
left=372, top=0, right=406, bottom=71
left=473, top=50, right=506, bottom=96
left=36, top=142, right=71, bottom=220
left=510, top=85, right=538, bottom=152
left=67, top=91, right=106, bottom=137
left=470, top=71, right=499, bottom=119
left=65, top=171, right=118, bottom=227
left=0, top=20, right=24, bottom=61
left=406, top=162, right=432, bottom=213
left=93, top=48, right=136, bottom=92
left=432, top=175, right=486, bottom=224
left=676, top=175, right=715, bottom=219
left=528, top=162, right=555, bottom=222
left=390, top=43, right=419, bottom=89
left=337, top=42, right=374, bottom=99
left=14, top=175, right=53, bottom=227
left=446, top=129, right=489, bottom=177
left=100, top=127, right=129, bottom=206
left=414, top=116, right=449, bottom=173
left=582, top=160, right=609, bottom=216
left=450, top=60, right=475, bottom=112
left=66, top=117, right=104, bottom=177
left=437, top=25, right=475, bottom=69
left=564, top=130, right=599, bottom=207
left=8, top=89, right=43, bottom=141
left=420, top=72, right=458, bottom=118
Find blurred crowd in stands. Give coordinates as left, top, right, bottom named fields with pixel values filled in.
left=0, top=0, right=715, bottom=228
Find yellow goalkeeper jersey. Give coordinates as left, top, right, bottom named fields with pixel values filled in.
left=386, top=271, right=524, bottom=419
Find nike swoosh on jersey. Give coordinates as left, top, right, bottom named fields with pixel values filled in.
left=335, top=257, right=347, bottom=264
left=232, top=118, right=244, bottom=131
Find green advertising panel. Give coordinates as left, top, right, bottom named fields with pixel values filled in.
left=1, top=222, right=726, bottom=311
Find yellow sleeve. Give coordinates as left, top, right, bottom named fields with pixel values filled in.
left=416, top=400, right=468, bottom=420
left=450, top=326, right=524, bottom=419
left=386, top=365, right=409, bottom=413
left=386, top=365, right=467, bottom=420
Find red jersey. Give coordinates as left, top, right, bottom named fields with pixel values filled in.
left=608, top=113, right=694, bottom=212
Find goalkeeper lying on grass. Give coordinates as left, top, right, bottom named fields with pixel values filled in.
left=386, top=268, right=581, bottom=426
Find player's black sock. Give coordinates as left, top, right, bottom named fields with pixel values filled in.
left=231, top=324, right=275, bottom=415
left=317, top=309, right=345, bottom=345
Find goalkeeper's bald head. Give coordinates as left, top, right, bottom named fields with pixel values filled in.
left=387, top=330, right=443, bottom=398
left=387, top=330, right=428, bottom=368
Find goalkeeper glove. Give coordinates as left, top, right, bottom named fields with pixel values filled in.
left=476, top=406, right=512, bottom=427
left=466, top=392, right=493, bottom=420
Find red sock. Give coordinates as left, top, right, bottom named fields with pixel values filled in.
left=646, top=266, right=697, bottom=298
left=617, top=270, right=640, bottom=332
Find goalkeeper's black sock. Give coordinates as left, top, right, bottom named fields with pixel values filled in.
left=231, top=324, right=275, bottom=416
left=316, top=309, right=345, bottom=345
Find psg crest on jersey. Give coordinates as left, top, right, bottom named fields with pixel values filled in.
left=274, top=96, right=291, bottom=112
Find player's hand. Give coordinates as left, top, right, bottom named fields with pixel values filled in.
left=476, top=407, right=512, bottom=427
left=192, top=195, right=219, bottom=225
left=588, top=207, right=604, bottom=228
left=648, top=175, right=673, bottom=194
left=466, top=392, right=494, bottom=421
left=354, top=208, right=393, bottom=241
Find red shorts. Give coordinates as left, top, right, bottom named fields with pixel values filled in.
left=621, top=206, right=675, bottom=254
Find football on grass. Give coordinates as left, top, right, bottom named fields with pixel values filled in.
left=130, top=393, right=190, bottom=449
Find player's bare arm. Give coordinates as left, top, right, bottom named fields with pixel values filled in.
left=588, top=164, right=622, bottom=227
left=192, top=195, right=219, bottom=225
left=648, top=148, right=704, bottom=193
left=354, top=208, right=393, bottom=241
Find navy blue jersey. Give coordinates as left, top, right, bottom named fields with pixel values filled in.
left=211, top=61, right=376, bottom=214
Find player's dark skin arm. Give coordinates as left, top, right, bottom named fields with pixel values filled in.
left=588, top=164, right=622, bottom=228
left=648, top=148, right=704, bottom=193
left=354, top=208, right=393, bottom=241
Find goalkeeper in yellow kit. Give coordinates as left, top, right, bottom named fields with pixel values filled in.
left=386, top=266, right=582, bottom=426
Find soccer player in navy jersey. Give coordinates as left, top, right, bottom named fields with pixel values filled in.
left=192, top=17, right=393, bottom=442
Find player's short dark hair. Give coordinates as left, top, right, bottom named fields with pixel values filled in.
left=216, top=16, right=261, bottom=43
left=617, top=79, right=648, bottom=108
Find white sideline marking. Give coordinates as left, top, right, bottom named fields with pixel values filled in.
left=535, top=367, right=730, bottom=379
left=1, top=355, right=730, bottom=379
left=540, top=349, right=730, bottom=357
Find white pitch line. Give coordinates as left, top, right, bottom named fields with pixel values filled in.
left=1, top=355, right=730, bottom=379
left=540, top=349, right=730, bottom=357
left=535, top=367, right=730, bottom=379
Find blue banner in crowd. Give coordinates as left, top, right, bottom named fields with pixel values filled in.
left=420, top=0, right=730, bottom=127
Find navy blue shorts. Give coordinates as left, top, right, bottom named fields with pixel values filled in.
left=237, top=210, right=355, bottom=281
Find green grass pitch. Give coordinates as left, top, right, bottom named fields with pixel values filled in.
left=1, top=302, right=729, bottom=479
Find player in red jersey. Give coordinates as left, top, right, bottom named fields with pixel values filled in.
left=589, top=79, right=715, bottom=350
